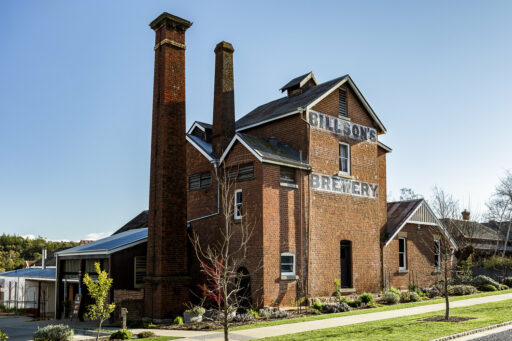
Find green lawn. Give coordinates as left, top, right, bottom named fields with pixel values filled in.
left=260, top=299, right=512, bottom=340
left=228, top=289, right=512, bottom=331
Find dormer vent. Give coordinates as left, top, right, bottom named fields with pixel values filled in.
left=280, top=71, right=318, bottom=97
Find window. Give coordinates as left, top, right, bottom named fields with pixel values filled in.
left=280, top=166, right=296, bottom=186
left=339, top=89, right=347, bottom=117
left=339, top=142, right=350, bottom=175
left=434, top=240, right=441, bottom=270
left=134, top=256, right=146, bottom=288
left=281, top=253, right=296, bottom=276
left=228, top=163, right=254, bottom=182
left=398, top=238, right=407, bottom=270
left=234, top=189, right=242, bottom=220
left=189, top=172, right=212, bottom=190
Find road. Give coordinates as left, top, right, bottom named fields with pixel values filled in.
left=0, top=316, right=53, bottom=341
left=453, top=324, right=512, bottom=341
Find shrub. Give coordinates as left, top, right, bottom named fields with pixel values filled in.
left=258, top=307, right=288, bottom=319
left=502, top=277, right=512, bottom=287
left=447, top=285, right=477, bottom=296
left=34, top=325, right=73, bottom=341
left=233, top=313, right=255, bottom=322
left=388, top=287, right=401, bottom=296
left=473, top=275, right=500, bottom=289
left=478, top=256, right=512, bottom=270
left=321, top=302, right=351, bottom=314
left=185, top=306, right=205, bottom=316
left=310, top=308, right=322, bottom=315
left=0, top=330, right=7, bottom=341
left=359, top=292, right=374, bottom=304
left=110, top=329, right=132, bottom=340
left=479, top=284, right=498, bottom=292
left=138, top=331, right=156, bottom=338
left=333, top=278, right=341, bottom=297
left=400, top=291, right=420, bottom=302
left=382, top=291, right=400, bottom=304
left=499, top=284, right=509, bottom=290
left=173, top=316, right=183, bottom=325
left=247, top=308, right=259, bottom=319
left=424, top=286, right=441, bottom=298
left=312, top=299, right=323, bottom=310
left=0, top=304, right=5, bottom=312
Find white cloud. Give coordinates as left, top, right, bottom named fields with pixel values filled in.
left=84, top=232, right=112, bottom=241
left=23, top=234, right=36, bottom=240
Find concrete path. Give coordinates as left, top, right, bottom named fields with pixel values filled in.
left=172, top=293, right=512, bottom=340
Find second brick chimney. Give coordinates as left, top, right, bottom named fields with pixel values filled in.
left=462, top=209, right=470, bottom=221
left=212, top=41, right=235, bottom=157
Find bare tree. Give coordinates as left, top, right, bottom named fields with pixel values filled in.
left=399, top=187, right=422, bottom=201
left=490, top=171, right=512, bottom=258
left=190, top=171, right=258, bottom=341
left=485, top=194, right=512, bottom=257
left=427, top=186, right=459, bottom=320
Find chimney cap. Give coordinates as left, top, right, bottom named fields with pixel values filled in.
left=215, top=41, right=235, bottom=53
left=150, top=12, right=192, bottom=30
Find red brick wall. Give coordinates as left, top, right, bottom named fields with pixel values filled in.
left=308, top=83, right=386, bottom=295
left=384, top=224, right=442, bottom=290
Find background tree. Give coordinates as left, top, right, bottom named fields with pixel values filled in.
left=487, top=171, right=512, bottom=258
left=82, top=262, right=115, bottom=341
left=399, top=187, right=422, bottom=201
left=424, top=186, right=459, bottom=320
left=190, top=171, right=259, bottom=341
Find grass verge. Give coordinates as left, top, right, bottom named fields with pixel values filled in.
left=260, top=299, right=512, bottom=340
left=137, top=337, right=180, bottom=341
left=228, top=289, right=512, bottom=331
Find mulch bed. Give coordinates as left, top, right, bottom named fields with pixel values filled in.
left=419, top=316, right=476, bottom=323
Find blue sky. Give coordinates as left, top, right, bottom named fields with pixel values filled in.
left=1, top=1, right=511, bottom=240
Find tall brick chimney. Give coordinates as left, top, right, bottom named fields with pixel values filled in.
left=145, top=12, right=192, bottom=319
left=462, top=209, right=470, bottom=221
left=211, top=41, right=235, bottom=156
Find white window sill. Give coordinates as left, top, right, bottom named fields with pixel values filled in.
left=337, top=172, right=353, bottom=179
left=338, top=116, right=351, bottom=122
left=280, top=182, right=298, bottom=189
left=280, top=274, right=298, bottom=281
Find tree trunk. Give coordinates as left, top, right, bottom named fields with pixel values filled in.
left=97, top=320, right=102, bottom=341
left=502, top=223, right=511, bottom=258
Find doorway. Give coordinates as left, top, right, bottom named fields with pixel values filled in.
left=340, top=240, right=352, bottom=288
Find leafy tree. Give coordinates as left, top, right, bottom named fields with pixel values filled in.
left=82, top=262, right=116, bottom=341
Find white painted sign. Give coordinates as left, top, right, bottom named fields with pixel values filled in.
left=308, top=110, right=377, bottom=143
left=311, top=172, right=378, bottom=199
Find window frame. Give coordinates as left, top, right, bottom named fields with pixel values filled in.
left=398, top=237, right=407, bottom=270
left=134, top=255, right=146, bottom=289
left=234, top=189, right=243, bottom=220
left=280, top=252, right=296, bottom=276
left=434, top=240, right=441, bottom=270
left=339, top=142, right=350, bottom=175
left=280, top=166, right=297, bottom=187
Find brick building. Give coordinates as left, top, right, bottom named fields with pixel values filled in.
left=141, top=12, right=458, bottom=319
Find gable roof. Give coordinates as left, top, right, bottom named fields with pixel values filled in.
left=385, top=199, right=457, bottom=248
left=280, top=72, right=318, bottom=92
left=57, top=228, right=147, bottom=257
left=219, top=133, right=311, bottom=170
left=113, top=210, right=148, bottom=235
left=186, top=134, right=218, bottom=162
left=187, top=121, right=212, bottom=135
left=236, top=74, right=387, bottom=133
left=444, top=219, right=502, bottom=241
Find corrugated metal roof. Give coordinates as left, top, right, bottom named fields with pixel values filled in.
left=236, top=75, right=348, bottom=130
left=238, top=133, right=311, bottom=169
left=0, top=267, right=56, bottom=279
left=386, top=199, right=424, bottom=239
left=57, top=228, right=147, bottom=255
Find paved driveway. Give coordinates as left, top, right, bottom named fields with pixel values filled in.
left=0, top=316, right=52, bottom=341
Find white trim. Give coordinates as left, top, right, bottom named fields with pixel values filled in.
left=187, top=121, right=206, bottom=135
left=408, top=220, right=438, bottom=226
left=236, top=110, right=301, bottom=132
left=234, top=189, right=242, bottom=220
left=299, top=72, right=319, bottom=88
left=261, top=158, right=310, bottom=170
left=398, top=237, right=407, bottom=270
left=434, top=239, right=441, bottom=270
left=305, top=76, right=387, bottom=133
left=384, top=200, right=458, bottom=249
left=57, top=238, right=148, bottom=257
left=339, top=142, right=350, bottom=176
left=186, top=135, right=215, bottom=162
left=280, top=252, right=296, bottom=276
left=377, top=141, right=392, bottom=153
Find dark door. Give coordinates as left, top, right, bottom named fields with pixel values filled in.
left=340, top=240, right=352, bottom=288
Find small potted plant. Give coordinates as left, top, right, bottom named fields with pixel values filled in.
left=183, top=306, right=206, bottom=323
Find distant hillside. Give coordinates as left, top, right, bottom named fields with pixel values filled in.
left=0, top=234, right=80, bottom=272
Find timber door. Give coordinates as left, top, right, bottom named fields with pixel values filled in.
left=340, top=240, right=352, bottom=288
